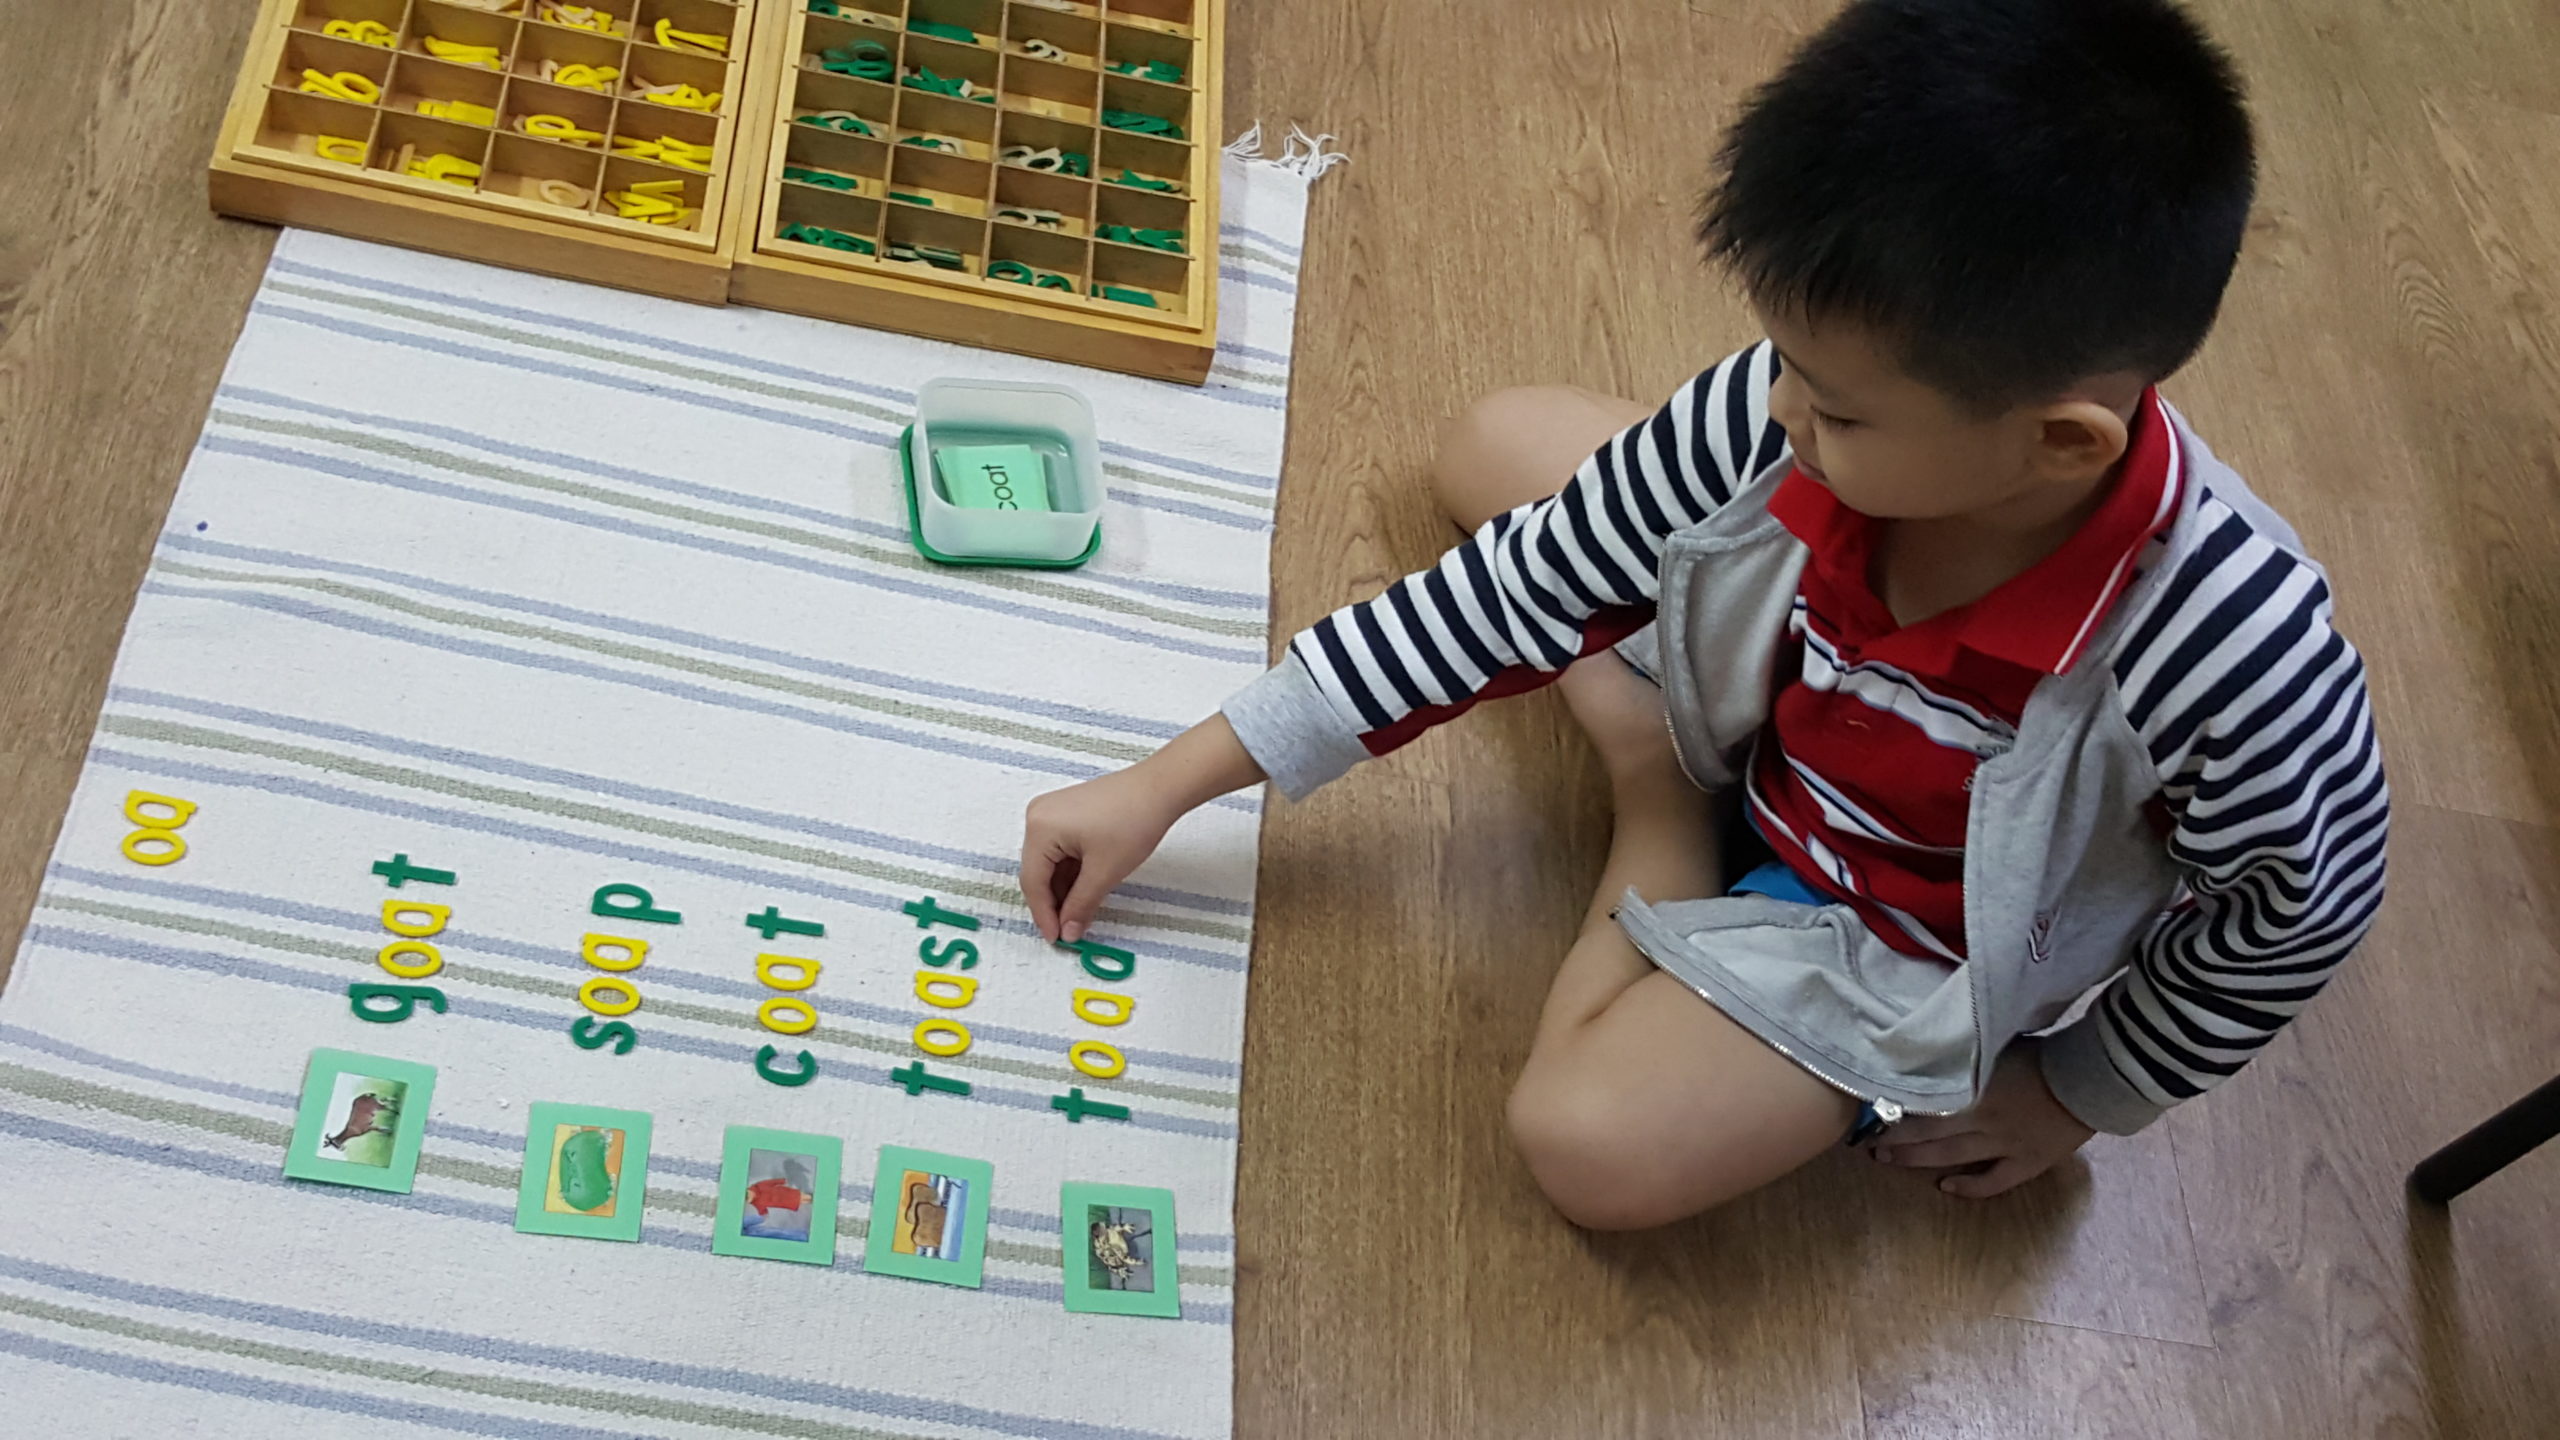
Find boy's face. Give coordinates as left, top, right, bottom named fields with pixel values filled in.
left=1755, top=303, right=2130, bottom=523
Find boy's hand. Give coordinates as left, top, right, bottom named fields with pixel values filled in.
left=1020, top=714, right=1264, bottom=943
left=1866, top=1039, right=2093, bottom=1198
left=1022, top=770, right=1188, bottom=943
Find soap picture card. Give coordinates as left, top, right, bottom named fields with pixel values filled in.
left=933, top=444, right=1052, bottom=512
left=282, top=1048, right=437, bottom=1194
left=710, top=1126, right=842, bottom=1265
left=513, top=1102, right=653, bottom=1242
left=1059, top=1182, right=1182, bottom=1318
left=863, top=1145, right=993, bottom=1288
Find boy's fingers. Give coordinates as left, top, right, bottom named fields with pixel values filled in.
left=1019, top=833, right=1067, bottom=941
left=1874, top=1113, right=1963, bottom=1146
left=1875, top=1133, right=2000, bottom=1170
left=1058, top=855, right=1117, bottom=943
left=1939, top=1157, right=2037, bottom=1200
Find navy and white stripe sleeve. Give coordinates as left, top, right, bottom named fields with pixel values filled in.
left=1221, top=343, right=1787, bottom=798
left=2044, top=494, right=2390, bottom=1134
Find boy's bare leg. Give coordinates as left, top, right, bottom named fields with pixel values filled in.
left=1510, top=655, right=1857, bottom=1230
left=1433, top=387, right=1858, bottom=1231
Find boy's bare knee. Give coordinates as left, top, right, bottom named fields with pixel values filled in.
left=1433, top=387, right=1564, bottom=530
left=1506, top=1066, right=1722, bottom=1232
left=1431, top=386, right=1638, bottom=534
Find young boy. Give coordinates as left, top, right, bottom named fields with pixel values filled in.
left=1021, top=0, right=2387, bottom=1229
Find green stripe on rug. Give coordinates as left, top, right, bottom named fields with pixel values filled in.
left=151, top=557, right=1159, bottom=766
left=206, top=408, right=1270, bottom=636
left=241, top=291, right=1281, bottom=511
left=0, top=1290, right=938, bottom=1440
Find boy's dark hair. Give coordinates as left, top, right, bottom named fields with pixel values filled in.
left=1701, top=0, right=2255, bottom=412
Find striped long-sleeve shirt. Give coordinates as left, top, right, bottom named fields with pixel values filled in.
left=1222, top=343, right=2387, bottom=1120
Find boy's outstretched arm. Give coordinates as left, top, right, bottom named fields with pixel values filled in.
left=1017, top=344, right=1787, bottom=938
left=1231, top=343, right=1783, bottom=801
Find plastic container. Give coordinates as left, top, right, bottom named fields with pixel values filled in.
left=900, top=377, right=1105, bottom=567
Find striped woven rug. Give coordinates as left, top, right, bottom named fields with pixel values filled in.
left=0, top=143, right=1326, bottom=1439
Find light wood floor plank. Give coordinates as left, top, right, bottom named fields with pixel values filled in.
left=1856, top=1308, right=2234, bottom=1440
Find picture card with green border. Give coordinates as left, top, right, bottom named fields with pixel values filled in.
left=514, top=1102, right=653, bottom=1242
left=1060, top=1181, right=1182, bottom=1318
left=863, top=1145, right=993, bottom=1288
left=282, top=1048, right=436, bottom=1194
left=710, top=1125, right=841, bottom=1265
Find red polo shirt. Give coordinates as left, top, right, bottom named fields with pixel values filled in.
left=1743, top=389, right=2184, bottom=960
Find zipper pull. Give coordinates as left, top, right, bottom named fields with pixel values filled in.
left=1846, top=1098, right=1904, bottom=1147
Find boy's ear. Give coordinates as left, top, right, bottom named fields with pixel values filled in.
left=2028, top=401, right=2132, bottom=484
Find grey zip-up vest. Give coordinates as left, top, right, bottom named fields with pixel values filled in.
left=1612, top=409, right=2305, bottom=1132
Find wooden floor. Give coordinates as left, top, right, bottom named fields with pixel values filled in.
left=5, top=1, right=2557, bottom=1435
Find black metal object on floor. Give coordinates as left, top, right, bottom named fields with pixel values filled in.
left=2409, top=1073, right=2560, bottom=1203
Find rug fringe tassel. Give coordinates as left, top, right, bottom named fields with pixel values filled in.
left=1224, top=122, right=1349, bottom=179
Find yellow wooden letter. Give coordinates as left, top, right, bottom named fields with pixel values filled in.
left=756, top=954, right=821, bottom=991
left=581, top=933, right=649, bottom=972
left=381, top=901, right=451, bottom=938
left=579, top=976, right=641, bottom=1016
left=915, top=971, right=978, bottom=1009
left=914, top=1018, right=971, bottom=1056
left=123, top=791, right=198, bottom=828
left=377, top=940, right=444, bottom=980
left=120, top=831, right=186, bottom=866
left=1071, top=988, right=1134, bottom=1027
left=1069, top=1040, right=1126, bottom=1079
left=758, top=997, right=818, bottom=1035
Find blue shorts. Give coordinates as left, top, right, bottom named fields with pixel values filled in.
left=1724, top=862, right=1891, bottom=1144
left=1728, top=860, right=1829, bottom=908
left=1605, top=653, right=1892, bottom=1145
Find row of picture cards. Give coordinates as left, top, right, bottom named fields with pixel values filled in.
left=282, top=1048, right=1178, bottom=1318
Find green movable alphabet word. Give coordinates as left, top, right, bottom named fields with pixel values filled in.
left=348, top=982, right=448, bottom=1024
left=755, top=1044, right=818, bottom=1087
left=592, top=883, right=682, bottom=924
left=1057, top=935, right=1135, bottom=982
left=568, top=1015, right=638, bottom=1055
left=372, top=853, right=456, bottom=887
left=890, top=1059, right=971, bottom=1096
left=1050, top=1087, right=1130, bottom=1123
left=902, top=895, right=980, bottom=931
left=746, top=905, right=825, bottom=940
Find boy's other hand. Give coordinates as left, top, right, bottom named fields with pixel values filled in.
left=1020, top=714, right=1265, bottom=944
left=1865, top=1039, right=2094, bottom=1198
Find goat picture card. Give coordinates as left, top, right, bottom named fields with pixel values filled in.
left=710, top=1125, right=842, bottom=1265
left=863, top=1145, right=992, bottom=1288
left=513, top=1102, right=654, bottom=1242
left=283, top=1048, right=437, bottom=1194
left=1058, top=1181, right=1181, bottom=1318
